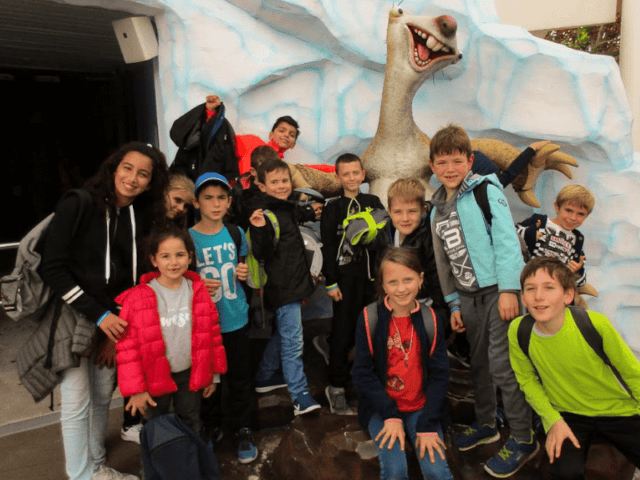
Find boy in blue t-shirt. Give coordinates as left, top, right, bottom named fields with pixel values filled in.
left=190, top=172, right=257, bottom=464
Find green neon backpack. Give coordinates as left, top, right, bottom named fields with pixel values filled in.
left=245, top=209, right=280, bottom=289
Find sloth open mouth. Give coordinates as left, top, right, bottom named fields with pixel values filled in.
left=408, top=24, right=454, bottom=69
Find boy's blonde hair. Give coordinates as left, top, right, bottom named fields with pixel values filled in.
left=555, top=184, right=595, bottom=214
left=387, top=178, right=426, bottom=209
left=429, top=124, right=473, bottom=162
left=168, top=173, right=195, bottom=198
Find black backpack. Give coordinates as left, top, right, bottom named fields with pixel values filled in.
left=140, top=414, right=223, bottom=480
left=516, top=305, right=637, bottom=402
left=473, top=181, right=531, bottom=262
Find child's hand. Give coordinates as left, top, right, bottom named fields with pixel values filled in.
left=236, top=262, right=249, bottom=281
left=250, top=209, right=266, bottom=227
left=311, top=202, right=323, bottom=220
left=498, top=292, right=520, bottom=321
left=126, top=392, right=157, bottom=417
left=205, top=94, right=221, bottom=111
left=535, top=219, right=544, bottom=240
left=99, top=313, right=128, bottom=343
left=203, top=383, right=216, bottom=398
left=450, top=310, right=465, bottom=332
left=416, top=434, right=447, bottom=463
left=546, top=418, right=580, bottom=463
left=204, top=278, right=222, bottom=296
left=94, top=339, right=117, bottom=369
left=375, top=419, right=405, bottom=451
left=568, top=256, right=585, bottom=273
left=529, top=140, right=551, bottom=151
left=327, top=287, right=343, bottom=302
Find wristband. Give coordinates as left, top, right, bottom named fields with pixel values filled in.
left=96, top=311, right=111, bottom=326
left=384, top=418, right=402, bottom=424
left=417, top=432, right=439, bottom=437
left=450, top=306, right=461, bottom=313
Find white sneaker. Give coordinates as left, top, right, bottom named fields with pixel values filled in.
left=93, top=465, right=140, bottom=480
left=121, top=423, right=143, bottom=444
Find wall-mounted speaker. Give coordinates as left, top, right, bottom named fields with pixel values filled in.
left=112, top=17, right=158, bottom=64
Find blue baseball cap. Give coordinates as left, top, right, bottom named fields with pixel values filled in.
left=194, top=172, right=231, bottom=196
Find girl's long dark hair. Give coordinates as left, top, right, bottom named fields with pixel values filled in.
left=84, top=142, right=170, bottom=222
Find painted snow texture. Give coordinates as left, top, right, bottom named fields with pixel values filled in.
left=60, top=0, right=640, bottom=354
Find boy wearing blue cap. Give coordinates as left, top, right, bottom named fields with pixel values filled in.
left=189, top=172, right=257, bottom=464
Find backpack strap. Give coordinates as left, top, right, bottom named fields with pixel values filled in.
left=364, top=302, right=438, bottom=358
left=473, top=181, right=492, bottom=227
left=363, top=303, right=377, bottom=357
left=419, top=304, right=438, bottom=357
left=569, top=306, right=637, bottom=402
left=224, top=222, right=244, bottom=261
left=516, top=314, right=536, bottom=359
left=262, top=209, right=280, bottom=247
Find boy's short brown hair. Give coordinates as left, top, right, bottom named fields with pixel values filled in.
left=555, top=184, right=595, bottom=215
left=387, top=178, right=426, bottom=209
left=429, top=124, right=473, bottom=162
left=251, top=145, right=280, bottom=171
left=335, top=153, right=363, bottom=173
left=257, top=157, right=292, bottom=184
left=520, top=256, right=576, bottom=292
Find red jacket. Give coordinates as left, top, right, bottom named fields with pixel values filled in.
left=115, top=270, right=227, bottom=398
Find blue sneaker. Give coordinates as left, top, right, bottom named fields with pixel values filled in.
left=484, top=434, right=539, bottom=478
left=292, top=390, right=321, bottom=416
left=236, top=427, right=258, bottom=464
left=255, top=373, right=287, bottom=393
left=454, top=422, right=500, bottom=451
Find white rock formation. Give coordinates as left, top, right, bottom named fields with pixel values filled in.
left=57, top=0, right=640, bottom=355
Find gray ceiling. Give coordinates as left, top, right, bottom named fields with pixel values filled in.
left=0, top=0, right=135, bottom=73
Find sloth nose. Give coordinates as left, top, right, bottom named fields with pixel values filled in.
left=435, top=15, right=457, bottom=39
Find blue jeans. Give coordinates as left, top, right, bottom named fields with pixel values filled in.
left=60, top=355, right=116, bottom=480
left=368, top=411, right=453, bottom=480
left=255, top=301, right=306, bottom=399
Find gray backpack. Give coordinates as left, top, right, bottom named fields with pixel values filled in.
left=0, top=189, right=92, bottom=323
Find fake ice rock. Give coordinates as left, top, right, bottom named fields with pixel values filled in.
left=59, top=0, right=640, bottom=354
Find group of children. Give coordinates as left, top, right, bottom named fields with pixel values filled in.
left=113, top=114, right=640, bottom=480
left=316, top=123, right=640, bottom=479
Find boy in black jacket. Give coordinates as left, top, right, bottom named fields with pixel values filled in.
left=317, top=153, right=384, bottom=414
left=249, top=158, right=323, bottom=416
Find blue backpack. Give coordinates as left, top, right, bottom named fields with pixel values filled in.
left=140, top=414, right=223, bottom=480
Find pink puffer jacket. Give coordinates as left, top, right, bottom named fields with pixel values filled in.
left=116, top=270, right=227, bottom=398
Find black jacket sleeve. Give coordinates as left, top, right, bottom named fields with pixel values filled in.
left=39, top=191, right=109, bottom=323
